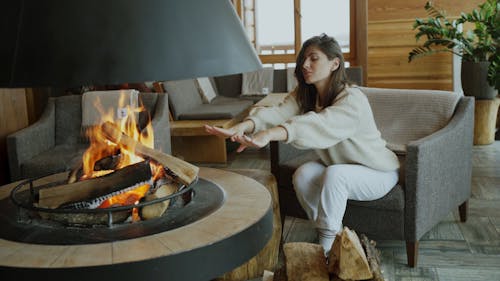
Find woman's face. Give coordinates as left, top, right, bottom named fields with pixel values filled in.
left=301, top=46, right=339, bottom=87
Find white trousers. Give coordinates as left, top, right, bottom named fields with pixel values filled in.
left=292, top=161, right=398, bottom=234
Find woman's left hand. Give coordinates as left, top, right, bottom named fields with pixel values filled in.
left=233, top=131, right=271, bottom=153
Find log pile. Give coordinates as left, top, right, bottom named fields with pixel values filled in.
left=275, top=227, right=384, bottom=281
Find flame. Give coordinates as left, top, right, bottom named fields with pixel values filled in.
left=82, top=93, right=155, bottom=178
left=79, top=91, right=162, bottom=212
left=98, top=183, right=150, bottom=209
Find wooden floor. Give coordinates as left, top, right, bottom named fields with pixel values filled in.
left=202, top=141, right=500, bottom=281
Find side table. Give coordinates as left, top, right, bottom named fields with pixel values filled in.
left=474, top=97, right=500, bottom=145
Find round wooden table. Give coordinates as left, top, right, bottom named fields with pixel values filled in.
left=0, top=168, right=273, bottom=281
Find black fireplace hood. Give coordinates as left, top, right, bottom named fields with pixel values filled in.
left=1, top=0, right=262, bottom=88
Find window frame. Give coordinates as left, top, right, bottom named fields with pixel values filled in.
left=235, top=0, right=357, bottom=64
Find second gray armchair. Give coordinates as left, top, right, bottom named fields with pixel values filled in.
left=7, top=92, right=171, bottom=182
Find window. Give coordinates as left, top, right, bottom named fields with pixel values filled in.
left=301, top=0, right=350, bottom=53
left=255, top=0, right=295, bottom=56
left=235, top=0, right=356, bottom=67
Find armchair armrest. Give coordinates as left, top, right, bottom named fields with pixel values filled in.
left=404, top=96, right=474, bottom=241
left=7, top=99, right=56, bottom=181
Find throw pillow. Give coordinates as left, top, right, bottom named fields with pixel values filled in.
left=241, top=67, right=274, bottom=96
left=196, top=77, right=217, bottom=103
left=82, top=89, right=139, bottom=127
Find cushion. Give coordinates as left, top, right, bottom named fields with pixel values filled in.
left=277, top=150, right=320, bottom=188
left=386, top=142, right=407, bottom=186
left=347, top=184, right=405, bottom=211
left=137, top=92, right=159, bottom=130
left=177, top=101, right=252, bottom=120
left=55, top=95, right=84, bottom=145
left=196, top=77, right=217, bottom=103
left=360, top=87, right=460, bottom=147
left=81, top=90, right=139, bottom=127
left=213, top=73, right=242, bottom=98
left=242, top=67, right=274, bottom=96
left=22, top=143, right=89, bottom=179
left=286, top=66, right=297, bottom=92
left=210, top=95, right=253, bottom=105
left=163, top=79, right=203, bottom=120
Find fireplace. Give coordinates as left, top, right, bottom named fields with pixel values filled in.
left=0, top=99, right=272, bottom=280
left=0, top=168, right=273, bottom=281
left=3, top=175, right=223, bottom=244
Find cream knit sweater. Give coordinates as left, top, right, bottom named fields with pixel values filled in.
left=246, top=86, right=399, bottom=171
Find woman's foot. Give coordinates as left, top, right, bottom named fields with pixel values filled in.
left=318, top=228, right=336, bottom=256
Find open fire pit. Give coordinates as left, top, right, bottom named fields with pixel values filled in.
left=0, top=168, right=273, bottom=281
left=0, top=95, right=273, bottom=280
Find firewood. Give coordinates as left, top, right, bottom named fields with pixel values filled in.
left=360, top=234, right=384, bottom=281
left=38, top=161, right=152, bottom=209
left=101, top=121, right=199, bottom=186
left=140, top=182, right=178, bottom=220
left=67, top=163, right=82, bottom=184
left=262, top=270, right=274, bottom=281
left=67, top=154, right=122, bottom=184
left=283, top=242, right=329, bottom=281
left=272, top=266, right=287, bottom=281
left=327, top=226, right=373, bottom=280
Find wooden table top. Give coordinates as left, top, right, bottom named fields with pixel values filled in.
left=0, top=168, right=272, bottom=270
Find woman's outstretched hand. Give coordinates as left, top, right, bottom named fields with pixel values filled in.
left=233, top=131, right=271, bottom=152
left=204, top=125, right=240, bottom=140
left=204, top=120, right=255, bottom=142
left=205, top=121, right=286, bottom=153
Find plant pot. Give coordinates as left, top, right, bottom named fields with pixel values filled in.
left=461, top=61, right=498, bottom=100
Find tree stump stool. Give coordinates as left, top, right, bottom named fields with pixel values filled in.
left=216, top=169, right=282, bottom=281
left=474, top=97, right=500, bottom=145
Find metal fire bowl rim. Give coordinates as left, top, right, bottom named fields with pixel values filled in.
left=0, top=168, right=273, bottom=275
left=9, top=175, right=196, bottom=214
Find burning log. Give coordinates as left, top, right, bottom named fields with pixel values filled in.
left=38, top=161, right=152, bottom=209
left=140, top=182, right=178, bottom=220
left=68, top=154, right=122, bottom=184
left=101, top=121, right=199, bottom=186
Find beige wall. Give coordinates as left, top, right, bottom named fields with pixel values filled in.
left=367, top=0, right=485, bottom=90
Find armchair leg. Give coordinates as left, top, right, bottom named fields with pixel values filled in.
left=405, top=241, right=419, bottom=267
left=459, top=200, right=468, bottom=222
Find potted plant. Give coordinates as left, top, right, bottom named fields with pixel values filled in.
left=408, top=0, right=499, bottom=99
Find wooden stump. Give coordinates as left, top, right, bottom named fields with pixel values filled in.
left=216, top=169, right=282, bottom=281
left=283, top=242, right=329, bottom=281
left=277, top=227, right=384, bottom=281
left=474, top=97, right=500, bottom=145
left=328, top=227, right=372, bottom=280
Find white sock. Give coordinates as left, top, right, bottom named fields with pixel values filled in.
left=318, top=228, right=336, bottom=256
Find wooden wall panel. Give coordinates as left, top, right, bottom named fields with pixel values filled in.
left=367, top=0, right=485, bottom=90
left=0, top=89, right=29, bottom=184
left=368, top=0, right=485, bottom=22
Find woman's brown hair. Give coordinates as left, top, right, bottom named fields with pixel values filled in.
left=294, top=34, right=349, bottom=112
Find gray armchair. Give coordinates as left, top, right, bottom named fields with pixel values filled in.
left=7, top=92, right=170, bottom=182
left=271, top=87, right=474, bottom=267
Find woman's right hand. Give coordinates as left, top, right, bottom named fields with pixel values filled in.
left=204, top=120, right=254, bottom=142
left=204, top=125, right=241, bottom=140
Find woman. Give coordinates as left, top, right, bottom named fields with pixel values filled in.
left=205, top=34, right=399, bottom=254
